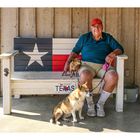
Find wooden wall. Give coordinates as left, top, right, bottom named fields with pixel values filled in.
left=0, top=8, right=140, bottom=95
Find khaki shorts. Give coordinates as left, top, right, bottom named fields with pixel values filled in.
left=78, top=61, right=115, bottom=78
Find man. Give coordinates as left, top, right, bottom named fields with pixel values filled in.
left=63, top=18, right=124, bottom=117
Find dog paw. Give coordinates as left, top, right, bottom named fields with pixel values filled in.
left=62, top=118, right=70, bottom=122
left=72, top=119, right=78, bottom=123
left=50, top=119, right=53, bottom=123
left=79, top=116, right=84, bottom=120
left=56, top=121, right=61, bottom=125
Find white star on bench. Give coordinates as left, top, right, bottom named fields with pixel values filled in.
left=23, top=43, right=48, bottom=68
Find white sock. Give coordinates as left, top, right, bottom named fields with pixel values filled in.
left=86, top=92, right=94, bottom=106
left=86, top=91, right=93, bottom=97
left=97, top=90, right=111, bottom=105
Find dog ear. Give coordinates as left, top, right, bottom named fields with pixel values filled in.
left=78, top=82, right=82, bottom=90
left=82, top=82, right=88, bottom=89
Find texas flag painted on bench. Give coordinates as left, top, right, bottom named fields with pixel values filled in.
left=14, top=38, right=80, bottom=71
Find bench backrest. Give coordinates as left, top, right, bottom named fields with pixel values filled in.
left=14, top=38, right=78, bottom=71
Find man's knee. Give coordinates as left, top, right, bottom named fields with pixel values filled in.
left=105, top=70, right=118, bottom=84
left=79, top=70, right=93, bottom=89
left=80, top=70, right=93, bottom=81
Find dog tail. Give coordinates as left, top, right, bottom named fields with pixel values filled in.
left=50, top=108, right=57, bottom=124
left=49, top=116, right=56, bottom=124
left=50, top=108, right=63, bottom=124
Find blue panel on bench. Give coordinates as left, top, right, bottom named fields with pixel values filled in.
left=14, top=38, right=52, bottom=71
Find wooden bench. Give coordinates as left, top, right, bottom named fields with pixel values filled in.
left=0, top=38, right=128, bottom=115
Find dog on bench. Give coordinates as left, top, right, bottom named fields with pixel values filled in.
left=50, top=82, right=89, bottom=125
left=62, top=58, right=81, bottom=77
left=69, top=58, right=81, bottom=77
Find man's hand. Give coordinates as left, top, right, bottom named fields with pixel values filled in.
left=105, top=49, right=122, bottom=67
left=62, top=61, right=70, bottom=76
left=62, top=52, right=78, bottom=76
left=105, top=52, right=116, bottom=67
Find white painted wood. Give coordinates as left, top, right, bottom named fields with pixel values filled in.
left=53, top=38, right=77, bottom=54
left=53, top=38, right=78, bottom=44
left=0, top=50, right=19, bottom=58
left=53, top=50, right=72, bottom=54
left=11, top=72, right=102, bottom=95
left=11, top=81, right=102, bottom=95
left=53, top=44, right=75, bottom=50
left=14, top=95, right=21, bottom=99
left=0, top=50, right=19, bottom=114
left=1, top=57, right=11, bottom=115
left=116, top=55, right=128, bottom=112
left=1, top=8, right=18, bottom=78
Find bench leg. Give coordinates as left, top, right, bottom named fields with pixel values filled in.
left=116, top=89, right=123, bottom=112
left=116, top=57, right=124, bottom=112
left=3, top=88, right=11, bottom=115
left=14, top=95, right=21, bottom=99
left=2, top=58, right=11, bottom=115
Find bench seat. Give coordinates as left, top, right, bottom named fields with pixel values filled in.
left=11, top=72, right=102, bottom=95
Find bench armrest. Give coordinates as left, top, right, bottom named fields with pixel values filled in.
left=117, top=54, right=128, bottom=61
left=0, top=50, right=19, bottom=59
left=0, top=50, right=19, bottom=115
left=116, top=54, right=128, bottom=80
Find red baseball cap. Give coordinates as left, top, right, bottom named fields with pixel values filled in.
left=91, top=18, right=103, bottom=26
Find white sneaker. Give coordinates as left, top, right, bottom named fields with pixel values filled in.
left=96, top=103, right=105, bottom=117
left=86, top=95, right=96, bottom=117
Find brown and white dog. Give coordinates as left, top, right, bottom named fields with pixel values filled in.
left=50, top=82, right=89, bottom=124
left=62, top=58, right=81, bottom=77
left=69, top=58, right=81, bottom=77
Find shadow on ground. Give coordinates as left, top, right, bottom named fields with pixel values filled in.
left=0, top=95, right=140, bottom=132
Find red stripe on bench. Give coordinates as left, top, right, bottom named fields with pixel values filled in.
left=52, top=55, right=69, bottom=71
left=52, top=55, right=82, bottom=71
left=52, top=65, right=65, bottom=71
left=53, top=61, right=66, bottom=66
left=52, top=55, right=69, bottom=61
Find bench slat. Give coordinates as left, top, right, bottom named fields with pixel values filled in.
left=11, top=72, right=102, bottom=95
left=53, top=38, right=78, bottom=44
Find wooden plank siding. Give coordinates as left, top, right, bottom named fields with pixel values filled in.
left=121, top=8, right=135, bottom=85
left=106, top=8, right=121, bottom=40
left=54, top=8, right=71, bottom=38
left=37, top=8, right=54, bottom=38
left=0, top=8, right=140, bottom=95
left=135, top=9, right=140, bottom=87
left=19, top=8, right=36, bottom=37
left=0, top=8, right=18, bottom=96
left=72, top=8, right=88, bottom=37
left=0, top=9, right=1, bottom=95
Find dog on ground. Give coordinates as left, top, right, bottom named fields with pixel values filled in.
left=50, top=82, right=89, bottom=125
